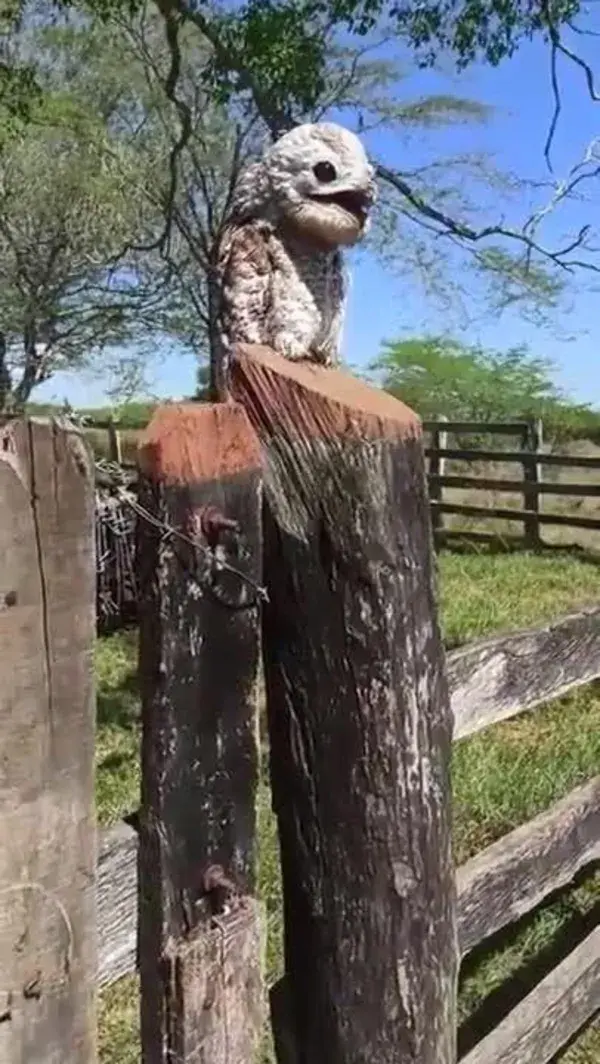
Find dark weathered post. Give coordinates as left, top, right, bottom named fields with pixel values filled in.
left=231, top=345, right=458, bottom=1064
left=0, top=418, right=97, bottom=1064
left=136, top=402, right=265, bottom=1064
left=521, top=418, right=543, bottom=549
left=106, top=417, right=122, bottom=464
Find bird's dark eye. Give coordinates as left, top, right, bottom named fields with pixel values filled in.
left=313, top=160, right=337, bottom=183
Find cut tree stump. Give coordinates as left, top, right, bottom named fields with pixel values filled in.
left=231, top=345, right=458, bottom=1064
left=0, top=419, right=97, bottom=1064
left=136, top=402, right=265, bottom=1064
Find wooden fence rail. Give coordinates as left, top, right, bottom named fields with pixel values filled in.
left=95, top=604, right=600, bottom=997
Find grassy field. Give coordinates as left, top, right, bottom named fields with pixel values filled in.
left=96, top=548, right=600, bottom=1063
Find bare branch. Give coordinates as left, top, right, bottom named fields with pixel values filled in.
left=376, top=163, right=600, bottom=273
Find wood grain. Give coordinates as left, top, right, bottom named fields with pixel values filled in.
left=136, top=402, right=264, bottom=1064
left=0, top=419, right=97, bottom=1064
left=97, top=822, right=137, bottom=988
left=168, top=900, right=264, bottom=1064
left=231, top=344, right=457, bottom=1064
left=448, top=606, right=600, bottom=740
left=460, top=927, right=600, bottom=1064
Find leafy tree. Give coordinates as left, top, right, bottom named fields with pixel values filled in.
left=2, top=0, right=595, bottom=410
left=2, top=0, right=581, bottom=135
left=371, top=335, right=596, bottom=445
left=51, top=6, right=570, bottom=366
left=0, top=13, right=188, bottom=412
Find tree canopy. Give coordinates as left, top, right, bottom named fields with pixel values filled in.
left=372, top=335, right=597, bottom=444
left=1, top=0, right=598, bottom=408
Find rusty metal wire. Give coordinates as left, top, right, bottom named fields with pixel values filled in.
left=94, top=459, right=267, bottom=627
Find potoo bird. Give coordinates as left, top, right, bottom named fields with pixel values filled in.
left=216, top=122, right=376, bottom=385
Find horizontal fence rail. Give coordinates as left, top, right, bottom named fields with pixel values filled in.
left=95, top=605, right=600, bottom=989
left=449, top=606, right=600, bottom=740
left=422, top=420, right=532, bottom=435
left=432, top=501, right=600, bottom=532
left=424, top=417, right=600, bottom=548
left=457, top=776, right=600, bottom=957
left=461, top=927, right=600, bottom=1064
left=425, top=447, right=600, bottom=469
left=429, top=473, right=600, bottom=497
left=97, top=772, right=600, bottom=989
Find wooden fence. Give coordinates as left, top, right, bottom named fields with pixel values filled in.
left=2, top=356, right=600, bottom=1064
left=425, top=417, right=600, bottom=548
left=91, top=415, right=600, bottom=632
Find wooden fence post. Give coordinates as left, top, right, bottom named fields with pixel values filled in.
left=231, top=345, right=458, bottom=1064
left=521, top=418, right=543, bottom=549
left=428, top=415, right=448, bottom=538
left=106, top=418, right=122, bottom=464
left=136, top=403, right=265, bottom=1064
left=0, top=418, right=97, bottom=1064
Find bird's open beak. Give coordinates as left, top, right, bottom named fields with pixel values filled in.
left=309, top=186, right=373, bottom=224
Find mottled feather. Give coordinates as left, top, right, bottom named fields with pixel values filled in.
left=216, top=122, right=375, bottom=376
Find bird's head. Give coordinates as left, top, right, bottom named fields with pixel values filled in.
left=266, top=122, right=377, bottom=247
left=231, top=123, right=377, bottom=248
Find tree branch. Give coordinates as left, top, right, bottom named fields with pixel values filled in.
left=376, top=163, right=600, bottom=273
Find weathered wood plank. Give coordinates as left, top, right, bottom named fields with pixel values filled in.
left=0, top=419, right=97, bottom=1064
left=449, top=606, right=600, bottom=740
left=425, top=446, right=600, bottom=468
left=428, top=473, right=600, bottom=497
left=96, top=772, right=600, bottom=985
left=457, top=776, right=600, bottom=957
left=95, top=605, right=600, bottom=989
left=431, top=499, right=600, bottom=531
left=97, top=822, right=137, bottom=988
left=168, top=900, right=264, bottom=1064
left=136, top=402, right=264, bottom=1064
left=231, top=344, right=457, bottom=1064
left=460, top=927, right=600, bottom=1064
left=520, top=418, right=541, bottom=549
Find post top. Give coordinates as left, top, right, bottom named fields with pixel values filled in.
left=231, top=344, right=421, bottom=444
left=138, top=401, right=262, bottom=485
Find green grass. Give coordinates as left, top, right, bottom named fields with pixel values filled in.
left=96, top=550, right=600, bottom=1063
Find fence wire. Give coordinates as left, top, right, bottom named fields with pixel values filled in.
left=93, top=458, right=267, bottom=630
left=95, top=461, right=138, bottom=630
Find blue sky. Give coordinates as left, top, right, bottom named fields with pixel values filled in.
left=37, top=19, right=600, bottom=408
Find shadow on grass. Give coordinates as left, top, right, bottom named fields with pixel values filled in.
left=436, top=532, right=600, bottom=566
left=97, top=669, right=140, bottom=730
left=458, top=864, right=600, bottom=1057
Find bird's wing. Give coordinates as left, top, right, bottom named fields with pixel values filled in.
left=217, top=221, right=273, bottom=347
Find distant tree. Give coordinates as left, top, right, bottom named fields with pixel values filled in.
left=0, top=83, right=168, bottom=412
left=372, top=335, right=596, bottom=446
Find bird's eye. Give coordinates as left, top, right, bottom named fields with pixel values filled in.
left=313, top=160, right=337, bottom=183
